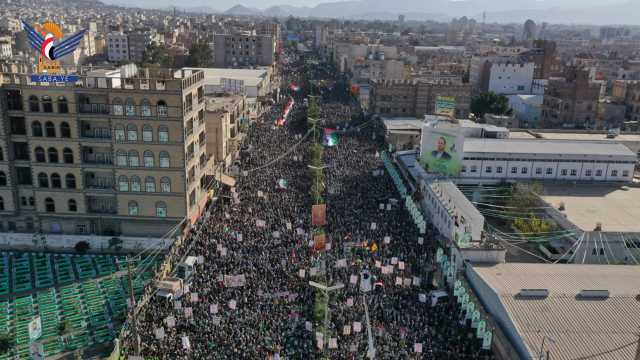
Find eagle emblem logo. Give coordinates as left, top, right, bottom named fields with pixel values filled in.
left=21, top=20, right=86, bottom=74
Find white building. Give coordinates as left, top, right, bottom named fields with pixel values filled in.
left=182, top=67, right=272, bottom=98
left=0, top=40, right=11, bottom=59
left=107, top=32, right=129, bottom=62
left=461, top=138, right=636, bottom=182
left=487, top=60, right=534, bottom=95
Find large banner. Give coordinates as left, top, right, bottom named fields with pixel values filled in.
left=312, top=204, right=327, bottom=226
left=313, top=234, right=326, bottom=252
left=435, top=96, right=456, bottom=117
left=223, top=274, right=246, bottom=287
left=419, top=124, right=464, bottom=177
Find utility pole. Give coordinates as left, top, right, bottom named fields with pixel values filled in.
left=634, top=331, right=640, bottom=360
left=127, top=256, right=140, bottom=355
left=363, top=295, right=376, bottom=359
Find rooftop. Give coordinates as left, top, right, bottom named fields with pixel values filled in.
left=469, top=263, right=640, bottom=360
left=183, top=67, right=269, bottom=87
left=510, top=130, right=640, bottom=142
left=464, top=138, right=636, bottom=158
left=540, top=183, right=640, bottom=232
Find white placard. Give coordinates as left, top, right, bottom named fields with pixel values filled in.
left=154, top=327, right=165, bottom=340
left=403, top=278, right=412, bottom=287
left=286, top=222, right=292, bottom=230
left=414, top=343, right=423, bottom=353
left=197, top=256, right=204, bottom=264
left=335, top=259, right=347, bottom=268
left=228, top=300, right=237, bottom=309
left=182, top=336, right=191, bottom=350
left=329, top=338, right=338, bottom=349
left=353, top=322, right=362, bottom=333
left=413, top=277, right=421, bottom=286
left=210, top=303, right=219, bottom=314
left=419, top=294, right=427, bottom=303
left=297, top=228, right=305, bottom=235
left=346, top=298, right=354, bottom=307
left=191, top=293, right=199, bottom=302
left=375, top=260, right=382, bottom=268
left=256, top=219, right=266, bottom=227
left=379, top=203, right=384, bottom=210
left=184, top=307, right=193, bottom=318
left=305, top=321, right=313, bottom=331
left=382, top=265, right=393, bottom=275
left=398, top=261, right=405, bottom=270
left=213, top=316, right=221, bottom=325
left=165, top=316, right=175, bottom=328
left=384, top=236, right=391, bottom=244
left=217, top=244, right=223, bottom=252
left=386, top=204, right=391, bottom=211
left=418, top=237, right=424, bottom=245
left=343, top=325, right=351, bottom=335
left=221, top=247, right=227, bottom=256
left=257, top=191, right=264, bottom=197
left=350, top=275, right=358, bottom=285
left=391, top=257, right=398, bottom=265
left=395, top=277, right=402, bottom=286
left=298, top=269, right=306, bottom=278
left=316, top=339, right=324, bottom=350
left=370, top=223, right=377, bottom=230
left=273, top=231, right=281, bottom=239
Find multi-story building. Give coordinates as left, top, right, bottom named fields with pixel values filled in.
left=0, top=67, right=209, bottom=238
left=371, top=79, right=471, bottom=119
left=213, top=33, right=275, bottom=68
left=470, top=56, right=534, bottom=95
left=622, top=82, right=640, bottom=122
left=128, top=31, right=152, bottom=63
left=0, top=40, right=11, bottom=59
left=541, top=67, right=601, bottom=128
left=107, top=32, right=129, bottom=62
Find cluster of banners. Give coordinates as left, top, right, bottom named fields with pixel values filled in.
left=276, top=98, right=295, bottom=126
left=382, top=152, right=426, bottom=234
left=436, top=248, right=493, bottom=351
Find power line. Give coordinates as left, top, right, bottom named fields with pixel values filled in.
left=568, top=339, right=639, bottom=360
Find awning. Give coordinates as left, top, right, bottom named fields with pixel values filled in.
left=215, top=173, right=237, bottom=187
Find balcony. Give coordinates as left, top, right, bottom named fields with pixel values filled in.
left=87, top=196, right=117, bottom=214
left=82, top=150, right=113, bottom=165
left=81, top=127, right=112, bottom=140
left=79, top=103, right=110, bottom=115
left=84, top=173, right=115, bottom=190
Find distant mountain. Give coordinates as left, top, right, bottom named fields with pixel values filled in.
left=224, top=4, right=263, bottom=16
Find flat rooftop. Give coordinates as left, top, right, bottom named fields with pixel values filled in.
left=511, top=130, right=640, bottom=142
left=540, top=184, right=640, bottom=232
left=464, top=138, right=636, bottom=158
left=183, top=67, right=268, bottom=87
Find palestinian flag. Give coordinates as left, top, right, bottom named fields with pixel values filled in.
left=323, top=128, right=338, bottom=147
left=289, top=83, right=301, bottom=92
left=276, top=178, right=288, bottom=191
left=275, top=117, right=285, bottom=126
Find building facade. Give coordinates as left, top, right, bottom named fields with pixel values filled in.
left=0, top=68, right=209, bottom=237
left=213, top=33, right=275, bottom=68
left=107, top=32, right=129, bottom=62
left=541, top=68, right=601, bottom=128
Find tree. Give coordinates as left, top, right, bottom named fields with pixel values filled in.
left=470, top=92, right=513, bottom=119
left=142, top=42, right=173, bottom=68
left=186, top=42, right=212, bottom=67
left=513, top=214, right=553, bottom=234
left=0, top=333, right=12, bottom=355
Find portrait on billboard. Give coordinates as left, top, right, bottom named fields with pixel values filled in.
left=419, top=126, right=464, bottom=177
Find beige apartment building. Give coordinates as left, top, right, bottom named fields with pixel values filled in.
left=0, top=67, right=215, bottom=238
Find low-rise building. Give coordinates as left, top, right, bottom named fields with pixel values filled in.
left=213, top=32, right=275, bottom=68
left=541, top=67, right=601, bottom=128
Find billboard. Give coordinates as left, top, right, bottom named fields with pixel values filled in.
left=435, top=96, right=456, bottom=117
left=419, top=124, right=464, bottom=177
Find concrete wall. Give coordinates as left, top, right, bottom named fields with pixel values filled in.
left=0, top=232, right=171, bottom=253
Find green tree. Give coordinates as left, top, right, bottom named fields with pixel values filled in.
left=186, top=42, right=212, bottom=67
left=513, top=214, right=553, bottom=234
left=0, top=333, right=12, bottom=355
left=142, top=42, right=173, bottom=68
left=470, top=91, right=513, bottom=119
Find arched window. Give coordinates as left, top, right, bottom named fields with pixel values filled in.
left=60, top=122, right=71, bottom=138
left=157, top=100, right=168, bottom=117
left=32, top=121, right=43, bottom=137
left=158, top=126, right=169, bottom=142
left=128, top=150, right=139, bottom=167
left=114, top=125, right=125, bottom=141
left=68, top=199, right=77, bottom=212
left=159, top=151, right=170, bottom=168
left=51, top=173, right=61, bottom=188
left=143, top=125, right=153, bottom=142
left=116, top=150, right=127, bottom=166
left=65, top=174, right=76, bottom=189
left=63, top=148, right=73, bottom=164
left=160, top=177, right=171, bottom=192
left=29, top=95, right=39, bottom=112
left=112, top=98, right=123, bottom=116
left=42, top=96, right=53, bottom=112
left=44, top=198, right=55, bottom=212
left=0, top=146, right=3, bottom=161
left=0, top=197, right=4, bottom=211
left=128, top=201, right=139, bottom=215
left=145, top=176, right=156, bottom=192
left=125, top=98, right=136, bottom=116
left=34, top=147, right=45, bottom=162
left=118, top=175, right=129, bottom=192
left=0, top=171, right=6, bottom=186
left=45, top=122, right=56, bottom=137
left=130, top=176, right=141, bottom=192
left=141, top=99, right=152, bottom=116
left=57, top=96, right=68, bottom=113
left=47, top=147, right=58, bottom=163
left=126, top=124, right=137, bottom=141
left=143, top=151, right=154, bottom=167
left=38, top=173, right=49, bottom=188
left=155, top=201, right=167, bottom=217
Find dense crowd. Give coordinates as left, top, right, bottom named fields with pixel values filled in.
left=123, top=51, right=493, bottom=360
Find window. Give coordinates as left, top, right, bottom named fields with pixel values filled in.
left=496, top=166, right=503, bottom=174
left=35, top=147, right=45, bottom=162
left=125, top=98, right=136, bottom=116
left=60, top=122, right=71, bottom=138
left=65, top=174, right=76, bottom=189
left=570, top=169, right=577, bottom=176
left=141, top=99, right=151, bottom=116
left=119, top=175, right=129, bottom=191
left=128, top=201, right=139, bottom=215
left=0, top=197, right=3, bottom=211
left=0, top=172, right=5, bottom=186
left=144, top=151, right=154, bottom=167
left=143, top=125, right=153, bottom=142
left=45, top=198, right=55, bottom=212
left=160, top=177, right=171, bottom=192
left=29, top=95, right=39, bottom=112
left=128, top=150, right=139, bottom=167
left=155, top=201, right=167, bottom=217
left=158, top=126, right=169, bottom=142
left=611, top=170, right=618, bottom=177
left=48, top=147, right=59, bottom=163
left=45, top=122, right=56, bottom=137
left=68, top=199, right=77, bottom=212
left=115, top=125, right=125, bottom=141
left=126, top=124, right=137, bottom=141
left=42, top=96, right=53, bottom=112
left=535, top=168, right=542, bottom=175
left=38, top=173, right=49, bottom=188
left=145, top=176, right=156, bottom=192
left=623, top=170, right=629, bottom=177
left=63, top=148, right=73, bottom=164
left=130, top=176, right=141, bottom=192
left=32, top=121, right=43, bottom=137
left=157, top=100, right=168, bottom=116
left=596, top=169, right=603, bottom=176
left=0, top=146, right=3, bottom=161
left=51, top=173, right=61, bottom=188
left=511, top=167, right=517, bottom=174
left=159, top=151, right=170, bottom=168
left=546, top=168, right=553, bottom=175
left=485, top=166, right=492, bottom=173
left=585, top=169, right=592, bottom=177
left=58, top=96, right=68, bottom=113
left=561, top=169, right=568, bottom=176
left=116, top=150, right=127, bottom=166
left=470, top=165, right=477, bottom=173
left=521, top=167, right=528, bottom=174
left=461, top=166, right=467, bottom=173
left=113, top=98, right=124, bottom=116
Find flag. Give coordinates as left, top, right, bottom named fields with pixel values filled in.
left=275, top=117, right=285, bottom=126
left=312, top=204, right=327, bottom=226
left=323, top=128, right=338, bottom=147
left=276, top=179, right=288, bottom=190
left=289, top=83, right=301, bottom=91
